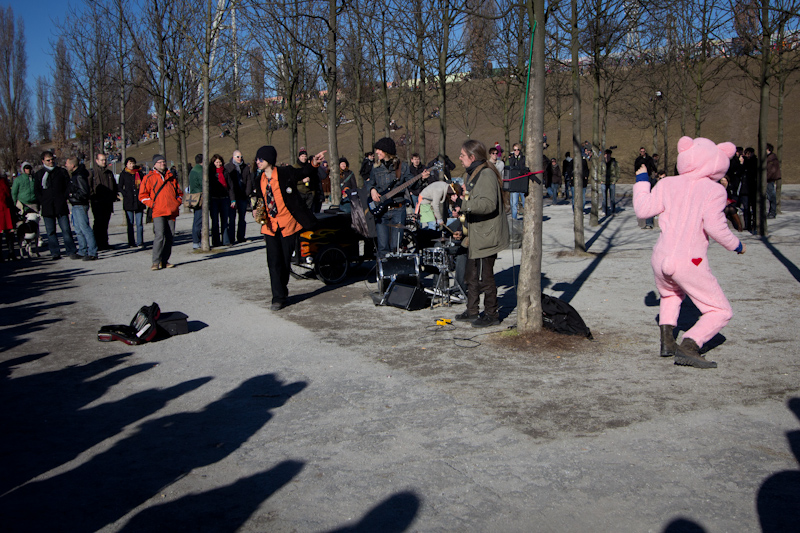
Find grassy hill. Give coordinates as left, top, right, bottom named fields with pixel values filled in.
left=125, top=71, right=800, bottom=183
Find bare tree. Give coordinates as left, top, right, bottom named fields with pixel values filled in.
left=0, top=6, right=30, bottom=171
left=36, top=77, right=51, bottom=143
left=724, top=0, right=800, bottom=235
left=582, top=0, right=630, bottom=226
left=570, top=0, right=585, bottom=252
left=52, top=37, right=73, bottom=154
left=517, top=0, right=546, bottom=333
left=484, top=0, right=527, bottom=156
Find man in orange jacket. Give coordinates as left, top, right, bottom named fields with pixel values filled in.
left=139, top=154, right=182, bottom=270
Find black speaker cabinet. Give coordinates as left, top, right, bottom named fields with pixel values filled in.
left=385, top=283, right=428, bottom=311
left=503, top=168, right=529, bottom=194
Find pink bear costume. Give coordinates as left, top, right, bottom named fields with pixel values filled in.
left=633, top=136, right=744, bottom=368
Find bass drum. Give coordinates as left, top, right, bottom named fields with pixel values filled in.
left=377, top=253, right=420, bottom=294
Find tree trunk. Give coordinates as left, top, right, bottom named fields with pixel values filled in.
left=756, top=0, right=771, bottom=237
left=590, top=70, right=600, bottom=226
left=415, top=3, right=427, bottom=160
left=201, top=0, right=212, bottom=252
left=517, top=0, right=545, bottom=334
left=571, top=0, right=585, bottom=252
left=326, top=0, right=340, bottom=206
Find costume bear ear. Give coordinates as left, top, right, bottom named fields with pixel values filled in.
left=677, top=136, right=694, bottom=153
left=717, top=142, right=736, bottom=159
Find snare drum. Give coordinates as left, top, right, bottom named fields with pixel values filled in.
left=378, top=253, right=421, bottom=292
left=422, top=247, right=448, bottom=268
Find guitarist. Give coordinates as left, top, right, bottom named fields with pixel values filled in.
left=365, top=137, right=429, bottom=257
left=455, top=140, right=509, bottom=328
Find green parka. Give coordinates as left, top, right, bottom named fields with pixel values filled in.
left=460, top=163, right=509, bottom=259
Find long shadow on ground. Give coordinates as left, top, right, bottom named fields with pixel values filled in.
left=0, top=374, right=307, bottom=532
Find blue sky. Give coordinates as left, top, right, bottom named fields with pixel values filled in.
left=8, top=0, right=74, bottom=100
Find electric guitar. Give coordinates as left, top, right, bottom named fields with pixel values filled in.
left=369, top=160, right=444, bottom=218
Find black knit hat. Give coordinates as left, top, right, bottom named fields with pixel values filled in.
left=256, top=146, right=277, bottom=167
left=298, top=149, right=308, bottom=157
left=339, top=157, right=349, bottom=167
left=373, top=137, right=396, bottom=156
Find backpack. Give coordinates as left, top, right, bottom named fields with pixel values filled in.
left=541, top=293, right=592, bottom=339
left=97, top=303, right=161, bottom=345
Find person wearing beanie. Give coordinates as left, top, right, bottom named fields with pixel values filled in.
left=338, top=157, right=357, bottom=214
left=253, top=145, right=326, bottom=310
left=366, top=137, right=428, bottom=257
left=139, top=154, right=182, bottom=270
left=292, top=149, right=318, bottom=209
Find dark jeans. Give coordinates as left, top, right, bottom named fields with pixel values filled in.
left=465, top=254, right=498, bottom=318
left=375, top=207, right=406, bottom=257
left=91, top=202, right=113, bottom=248
left=740, top=195, right=753, bottom=230
left=192, top=208, right=203, bottom=247
left=228, top=199, right=248, bottom=243
left=43, top=215, right=77, bottom=257
left=601, top=183, right=616, bottom=214
left=264, top=229, right=296, bottom=305
left=125, top=210, right=144, bottom=246
left=210, top=198, right=230, bottom=246
left=767, top=181, right=777, bottom=216
left=152, top=217, right=174, bottom=265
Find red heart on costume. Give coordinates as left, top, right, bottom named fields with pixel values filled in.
left=691, top=258, right=702, bottom=266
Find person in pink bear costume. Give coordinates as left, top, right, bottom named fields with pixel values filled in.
left=633, top=136, right=746, bottom=369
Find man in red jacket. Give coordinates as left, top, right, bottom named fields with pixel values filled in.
left=139, top=154, right=182, bottom=270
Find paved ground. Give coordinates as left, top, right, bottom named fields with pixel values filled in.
left=1, top=187, right=799, bottom=532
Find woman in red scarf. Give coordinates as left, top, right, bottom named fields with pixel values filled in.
left=208, top=154, right=235, bottom=246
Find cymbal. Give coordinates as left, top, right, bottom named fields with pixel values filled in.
left=386, top=223, right=405, bottom=229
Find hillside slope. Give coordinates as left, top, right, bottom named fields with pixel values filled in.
left=126, top=73, right=800, bottom=183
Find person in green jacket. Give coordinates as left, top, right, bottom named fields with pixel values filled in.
left=455, top=139, right=510, bottom=328
left=12, top=162, right=37, bottom=211
left=189, top=153, right=204, bottom=249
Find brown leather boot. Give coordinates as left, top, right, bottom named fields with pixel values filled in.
left=660, top=325, right=678, bottom=357
left=674, top=338, right=717, bottom=369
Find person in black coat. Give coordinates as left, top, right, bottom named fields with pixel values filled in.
left=359, top=152, right=374, bottom=187
left=224, top=150, right=254, bottom=243
left=253, top=145, right=325, bottom=310
left=740, top=147, right=758, bottom=232
left=33, top=151, right=77, bottom=259
left=208, top=153, right=236, bottom=246
left=118, top=157, right=147, bottom=248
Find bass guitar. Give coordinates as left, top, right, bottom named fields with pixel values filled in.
left=369, top=160, right=444, bottom=218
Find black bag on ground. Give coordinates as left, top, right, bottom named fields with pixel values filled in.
left=541, top=293, right=592, bottom=338
left=98, top=303, right=161, bottom=345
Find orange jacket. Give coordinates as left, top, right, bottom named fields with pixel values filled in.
left=139, top=169, right=182, bottom=219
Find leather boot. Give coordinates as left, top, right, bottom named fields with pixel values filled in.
left=660, top=325, right=678, bottom=357
left=674, top=338, right=717, bottom=369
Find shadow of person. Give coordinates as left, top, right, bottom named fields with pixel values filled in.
left=120, top=460, right=304, bottom=532
left=0, top=353, right=209, bottom=495
left=326, top=491, right=421, bottom=533
left=757, top=397, right=800, bottom=532
left=0, top=374, right=307, bottom=533
left=662, top=517, right=707, bottom=532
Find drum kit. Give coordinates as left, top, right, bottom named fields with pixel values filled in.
left=377, top=229, right=466, bottom=308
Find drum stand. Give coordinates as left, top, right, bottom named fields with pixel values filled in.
left=426, top=263, right=466, bottom=308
